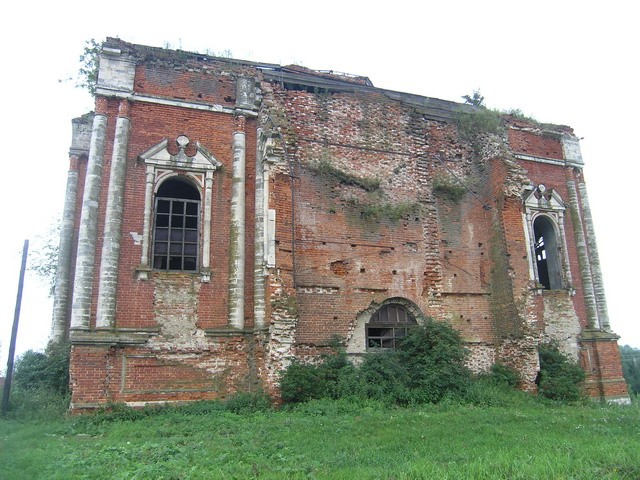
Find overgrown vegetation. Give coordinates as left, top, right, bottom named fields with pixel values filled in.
left=2, top=342, right=71, bottom=420
left=77, top=38, right=101, bottom=95
left=620, top=344, right=640, bottom=395
left=455, top=107, right=504, bottom=140
left=2, top=326, right=636, bottom=478
left=432, top=173, right=467, bottom=201
left=346, top=197, right=422, bottom=222
left=309, top=158, right=380, bottom=192
left=537, top=342, right=586, bottom=402
left=462, top=89, right=485, bottom=107
left=13, top=341, right=70, bottom=395
left=281, top=319, right=471, bottom=405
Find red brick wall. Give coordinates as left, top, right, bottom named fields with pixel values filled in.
left=67, top=44, right=627, bottom=407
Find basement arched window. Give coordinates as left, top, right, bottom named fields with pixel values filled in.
left=153, top=177, right=200, bottom=271
left=366, top=304, right=417, bottom=349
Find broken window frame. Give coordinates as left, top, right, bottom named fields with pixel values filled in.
left=365, top=303, right=418, bottom=350
left=523, top=185, right=572, bottom=291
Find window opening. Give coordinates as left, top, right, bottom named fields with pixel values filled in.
left=533, top=215, right=562, bottom=290
left=366, top=304, right=417, bottom=349
left=153, top=178, right=200, bottom=271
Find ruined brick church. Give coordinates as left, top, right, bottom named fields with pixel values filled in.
left=52, top=38, right=628, bottom=410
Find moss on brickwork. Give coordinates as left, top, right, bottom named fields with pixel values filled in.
left=309, top=158, right=380, bottom=192
left=432, top=174, right=467, bottom=202
left=346, top=198, right=422, bottom=222
left=271, top=293, right=298, bottom=317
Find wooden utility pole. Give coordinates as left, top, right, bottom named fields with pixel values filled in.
left=1, top=239, right=29, bottom=415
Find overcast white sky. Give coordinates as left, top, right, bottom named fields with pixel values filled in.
left=1, top=1, right=638, bottom=370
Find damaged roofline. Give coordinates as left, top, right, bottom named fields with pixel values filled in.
left=103, top=37, right=475, bottom=122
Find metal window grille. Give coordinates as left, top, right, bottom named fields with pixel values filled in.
left=153, top=197, right=200, bottom=271
left=366, top=304, right=417, bottom=349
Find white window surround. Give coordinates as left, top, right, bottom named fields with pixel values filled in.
left=523, top=185, right=573, bottom=291
left=137, top=135, right=222, bottom=282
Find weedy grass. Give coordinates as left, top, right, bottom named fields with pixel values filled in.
left=1, top=397, right=639, bottom=479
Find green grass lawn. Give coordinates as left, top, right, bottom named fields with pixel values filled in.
left=1, top=397, right=639, bottom=479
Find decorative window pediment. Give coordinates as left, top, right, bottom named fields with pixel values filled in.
left=137, top=136, right=221, bottom=282
left=139, top=135, right=222, bottom=171
left=524, top=184, right=565, bottom=212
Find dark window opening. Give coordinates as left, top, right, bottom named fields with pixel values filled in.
left=366, top=304, right=417, bottom=349
left=533, top=216, right=562, bottom=290
left=153, top=178, right=200, bottom=272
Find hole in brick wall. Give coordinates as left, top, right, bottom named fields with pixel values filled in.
left=322, top=241, right=326, bottom=245
left=392, top=270, right=397, bottom=275
left=333, top=316, right=338, bottom=320
left=330, top=260, right=349, bottom=276
left=478, top=243, right=483, bottom=247
left=360, top=268, right=365, bottom=273
left=197, top=93, right=203, bottom=98
left=467, top=319, right=471, bottom=323
left=351, top=244, right=356, bottom=248
left=453, top=273, right=457, bottom=277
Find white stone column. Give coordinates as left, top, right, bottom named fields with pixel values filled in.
left=71, top=98, right=109, bottom=330
left=139, top=166, right=155, bottom=274
left=254, top=129, right=266, bottom=330
left=229, top=115, right=246, bottom=329
left=578, top=182, right=609, bottom=330
left=566, top=179, right=599, bottom=329
left=96, top=100, right=131, bottom=329
left=202, top=172, right=214, bottom=278
left=50, top=156, right=80, bottom=341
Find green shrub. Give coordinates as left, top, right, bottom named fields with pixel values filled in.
left=455, top=108, right=503, bottom=140
left=487, top=362, right=521, bottom=388
left=394, top=319, right=471, bottom=403
left=280, top=351, right=356, bottom=404
left=537, top=343, right=585, bottom=402
left=280, top=318, right=471, bottom=405
left=620, top=345, right=640, bottom=395
left=13, top=341, right=70, bottom=394
left=351, top=351, right=414, bottom=405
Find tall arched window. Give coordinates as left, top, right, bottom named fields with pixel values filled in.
left=153, top=177, right=200, bottom=271
left=366, top=303, right=417, bottom=349
left=533, top=215, right=562, bottom=290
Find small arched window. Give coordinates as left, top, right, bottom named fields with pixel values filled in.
left=533, top=215, right=562, bottom=290
left=366, top=304, right=417, bottom=349
left=153, top=177, right=200, bottom=271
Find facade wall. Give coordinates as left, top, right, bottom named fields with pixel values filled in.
left=56, top=39, right=628, bottom=410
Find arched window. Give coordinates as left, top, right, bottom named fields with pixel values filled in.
left=533, top=215, right=562, bottom=290
left=153, top=177, right=200, bottom=271
left=366, top=304, right=417, bottom=349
